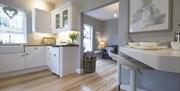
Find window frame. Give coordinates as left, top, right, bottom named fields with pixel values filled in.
left=0, top=3, right=27, bottom=44
left=83, top=24, right=93, bottom=52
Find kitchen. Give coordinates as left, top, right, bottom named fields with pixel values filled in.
left=0, top=0, right=180, bottom=91
left=0, top=0, right=80, bottom=78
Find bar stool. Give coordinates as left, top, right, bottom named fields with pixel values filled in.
left=108, top=52, right=151, bottom=91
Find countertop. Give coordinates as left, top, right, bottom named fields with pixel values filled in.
left=120, top=47, right=180, bottom=73
left=121, top=47, right=180, bottom=57
left=24, top=44, right=79, bottom=47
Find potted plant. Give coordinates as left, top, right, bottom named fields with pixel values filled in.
left=69, top=32, right=78, bottom=45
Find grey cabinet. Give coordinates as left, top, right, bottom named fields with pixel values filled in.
left=173, top=0, right=180, bottom=31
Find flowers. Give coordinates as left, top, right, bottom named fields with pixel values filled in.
left=69, top=32, right=79, bottom=44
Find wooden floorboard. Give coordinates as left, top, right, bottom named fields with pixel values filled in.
left=0, top=59, right=124, bottom=91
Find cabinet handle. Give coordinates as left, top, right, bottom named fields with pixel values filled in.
left=25, top=53, right=29, bottom=55
left=54, top=54, right=56, bottom=57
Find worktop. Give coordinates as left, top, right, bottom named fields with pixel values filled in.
left=120, top=47, right=180, bottom=73
left=24, top=44, right=79, bottom=47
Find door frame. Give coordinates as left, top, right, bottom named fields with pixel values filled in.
left=79, top=0, right=119, bottom=70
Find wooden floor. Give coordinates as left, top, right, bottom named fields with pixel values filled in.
left=0, top=59, right=122, bottom=91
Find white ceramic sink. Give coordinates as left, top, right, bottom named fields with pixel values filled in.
left=0, top=45, right=25, bottom=54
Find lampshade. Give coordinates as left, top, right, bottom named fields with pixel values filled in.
left=98, top=41, right=106, bottom=48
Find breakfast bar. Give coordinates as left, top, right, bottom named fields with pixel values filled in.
left=120, top=47, right=180, bottom=73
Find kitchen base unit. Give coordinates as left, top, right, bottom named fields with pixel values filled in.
left=0, top=46, right=47, bottom=78
left=47, top=46, right=79, bottom=77
left=0, top=45, right=79, bottom=78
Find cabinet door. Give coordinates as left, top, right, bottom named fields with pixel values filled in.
left=173, top=0, right=180, bottom=31
left=51, top=10, right=62, bottom=32
left=25, top=47, right=45, bottom=69
left=50, top=47, right=60, bottom=75
left=0, top=54, right=3, bottom=73
left=46, top=46, right=52, bottom=68
left=1, top=53, right=25, bottom=73
left=32, top=9, right=51, bottom=33
left=62, top=8, right=69, bottom=28
left=55, top=12, right=61, bottom=29
left=177, top=0, right=180, bottom=30
left=51, top=4, right=74, bottom=32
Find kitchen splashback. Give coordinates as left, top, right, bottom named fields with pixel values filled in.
left=27, top=33, right=55, bottom=45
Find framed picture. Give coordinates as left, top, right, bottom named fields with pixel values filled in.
left=129, top=0, right=171, bottom=33
left=96, top=31, right=101, bottom=40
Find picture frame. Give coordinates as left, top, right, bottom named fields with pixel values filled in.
left=95, top=31, right=101, bottom=40
left=129, top=0, right=172, bottom=33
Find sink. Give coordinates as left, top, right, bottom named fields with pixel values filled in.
left=0, top=45, right=25, bottom=54
left=0, top=43, right=24, bottom=46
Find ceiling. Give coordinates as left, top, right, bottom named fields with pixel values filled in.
left=44, top=0, right=61, bottom=4
left=85, top=2, right=119, bottom=21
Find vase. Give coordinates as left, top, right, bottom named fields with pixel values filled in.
left=70, top=39, right=76, bottom=45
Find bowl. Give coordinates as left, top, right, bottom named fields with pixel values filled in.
left=171, top=42, right=180, bottom=50
left=139, top=42, right=159, bottom=48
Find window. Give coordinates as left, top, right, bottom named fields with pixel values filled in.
left=0, top=4, right=26, bottom=44
left=83, top=24, right=93, bottom=52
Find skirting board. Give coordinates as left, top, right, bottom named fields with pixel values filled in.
left=0, top=66, right=48, bottom=78
left=121, top=85, right=147, bottom=91
left=76, top=68, right=84, bottom=74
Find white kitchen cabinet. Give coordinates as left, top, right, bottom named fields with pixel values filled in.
left=46, top=46, right=79, bottom=77
left=0, top=45, right=79, bottom=78
left=59, top=47, right=79, bottom=77
left=46, top=46, right=52, bottom=68
left=24, top=46, right=46, bottom=69
left=32, top=8, right=51, bottom=33
left=0, top=53, right=25, bottom=73
left=51, top=2, right=79, bottom=32
left=0, top=54, right=3, bottom=73
left=49, top=47, right=60, bottom=75
left=51, top=9, right=61, bottom=32
left=0, top=46, right=46, bottom=74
